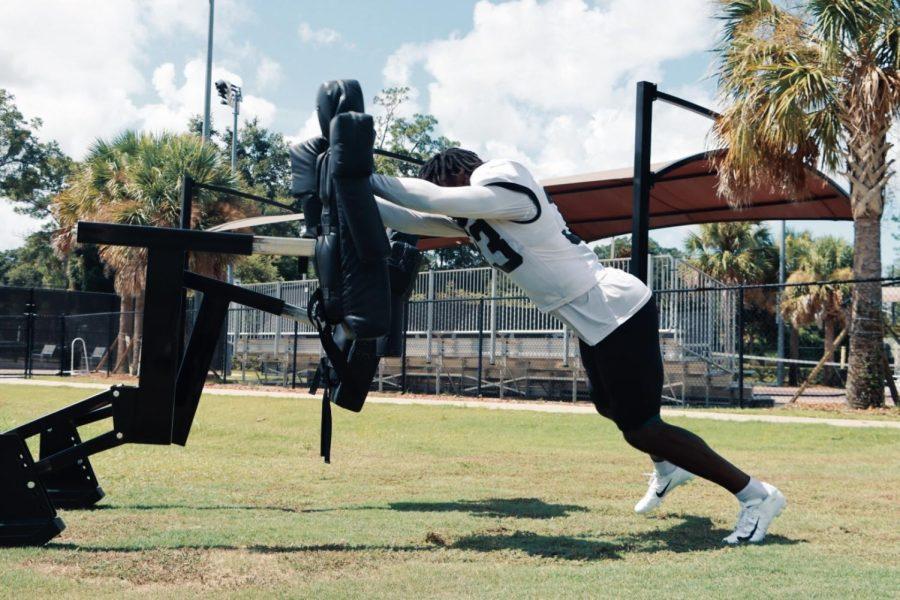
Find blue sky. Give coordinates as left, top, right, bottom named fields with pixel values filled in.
left=0, top=0, right=896, bottom=266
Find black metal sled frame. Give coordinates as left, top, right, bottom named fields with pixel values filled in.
left=0, top=222, right=312, bottom=547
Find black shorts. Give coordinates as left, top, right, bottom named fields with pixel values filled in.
left=578, top=296, right=663, bottom=431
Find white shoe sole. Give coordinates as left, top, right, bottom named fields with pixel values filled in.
left=748, top=488, right=787, bottom=543
left=724, top=485, right=787, bottom=545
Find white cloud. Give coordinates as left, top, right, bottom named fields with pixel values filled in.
left=0, top=0, right=268, bottom=159
left=0, top=204, right=47, bottom=251
left=0, top=1, right=148, bottom=156
left=143, top=0, right=250, bottom=41
left=255, top=56, right=283, bottom=91
left=139, top=58, right=277, bottom=133
left=0, top=1, right=281, bottom=250
left=298, top=21, right=343, bottom=47
left=382, top=0, right=718, bottom=178
left=285, top=111, right=323, bottom=146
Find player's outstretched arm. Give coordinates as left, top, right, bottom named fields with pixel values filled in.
left=375, top=198, right=465, bottom=238
left=371, top=173, right=536, bottom=221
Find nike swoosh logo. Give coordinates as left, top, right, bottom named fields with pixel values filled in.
left=737, top=519, right=759, bottom=542
left=655, top=482, right=671, bottom=498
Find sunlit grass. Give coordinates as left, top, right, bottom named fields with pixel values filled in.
left=1, top=384, right=897, bottom=598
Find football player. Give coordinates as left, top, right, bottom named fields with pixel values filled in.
left=371, top=148, right=786, bottom=544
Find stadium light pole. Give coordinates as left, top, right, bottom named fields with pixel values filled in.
left=215, top=78, right=242, bottom=379
left=215, top=80, right=242, bottom=172
left=201, top=0, right=215, bottom=140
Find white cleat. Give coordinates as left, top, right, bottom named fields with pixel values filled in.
left=723, top=482, right=787, bottom=545
left=634, top=466, right=695, bottom=514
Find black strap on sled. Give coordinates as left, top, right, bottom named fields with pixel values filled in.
left=307, top=287, right=367, bottom=464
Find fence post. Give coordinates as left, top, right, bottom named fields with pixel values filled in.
left=477, top=297, right=484, bottom=397
left=291, top=320, right=298, bottom=389
left=489, top=270, right=497, bottom=364
left=241, top=306, right=247, bottom=383
left=106, top=311, right=114, bottom=376
left=58, top=314, right=67, bottom=376
left=562, top=326, right=569, bottom=367
left=426, top=270, right=434, bottom=363
left=274, top=281, right=282, bottom=363
left=400, top=298, right=409, bottom=393
left=737, top=285, right=745, bottom=408
left=221, top=307, right=229, bottom=384
left=23, top=300, right=36, bottom=378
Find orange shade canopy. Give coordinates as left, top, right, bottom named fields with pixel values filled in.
left=417, top=150, right=850, bottom=251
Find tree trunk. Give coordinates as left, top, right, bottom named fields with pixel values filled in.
left=116, top=295, right=133, bottom=374
left=846, top=214, right=884, bottom=408
left=823, top=319, right=838, bottom=387
left=130, top=291, right=144, bottom=375
left=788, top=326, right=800, bottom=386
left=844, top=115, right=889, bottom=408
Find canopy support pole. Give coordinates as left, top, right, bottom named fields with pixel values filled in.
left=631, top=81, right=656, bottom=283
left=630, top=82, right=720, bottom=284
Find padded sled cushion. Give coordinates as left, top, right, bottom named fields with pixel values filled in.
left=328, top=327, right=378, bottom=413
left=377, top=239, right=423, bottom=357
left=329, top=113, right=375, bottom=177
left=329, top=112, right=388, bottom=261
left=289, top=135, right=329, bottom=236
left=316, top=80, right=365, bottom=140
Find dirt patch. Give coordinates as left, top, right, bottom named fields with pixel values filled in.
left=26, top=548, right=294, bottom=590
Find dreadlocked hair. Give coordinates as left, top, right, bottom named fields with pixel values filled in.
left=418, top=148, right=484, bottom=185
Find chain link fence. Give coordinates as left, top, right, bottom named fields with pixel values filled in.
left=4, top=267, right=897, bottom=408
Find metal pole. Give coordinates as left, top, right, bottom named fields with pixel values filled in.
left=776, top=221, right=786, bottom=386
left=291, top=320, right=298, bottom=389
left=400, top=299, right=409, bottom=393
left=178, top=175, right=194, bottom=362
left=230, top=96, right=239, bottom=171
left=24, top=300, right=35, bottom=379
left=630, top=81, right=656, bottom=283
left=58, top=314, right=67, bottom=376
left=223, top=95, right=239, bottom=379
left=477, top=297, right=484, bottom=397
left=106, top=310, right=113, bottom=376
left=426, top=270, right=434, bottom=362
left=737, top=285, right=745, bottom=408
left=180, top=175, right=194, bottom=230
left=201, top=0, right=215, bottom=140
left=489, top=270, right=497, bottom=364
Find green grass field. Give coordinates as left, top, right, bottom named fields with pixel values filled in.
left=1, top=384, right=898, bottom=598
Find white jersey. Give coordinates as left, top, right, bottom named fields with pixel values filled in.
left=371, top=159, right=652, bottom=344
left=462, top=160, right=601, bottom=311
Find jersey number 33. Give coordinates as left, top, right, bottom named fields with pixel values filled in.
left=455, top=218, right=522, bottom=273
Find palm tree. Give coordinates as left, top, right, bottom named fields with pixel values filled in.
left=781, top=236, right=854, bottom=386
left=685, top=222, right=776, bottom=284
left=713, top=0, right=898, bottom=407
left=53, top=131, right=252, bottom=373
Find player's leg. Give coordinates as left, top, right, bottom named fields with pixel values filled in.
left=590, top=298, right=786, bottom=542
left=579, top=310, right=695, bottom=513
left=579, top=335, right=694, bottom=512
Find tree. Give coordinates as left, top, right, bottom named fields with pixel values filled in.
left=713, top=0, right=898, bottom=407
left=191, top=114, right=308, bottom=280
left=373, top=87, right=459, bottom=176
left=0, top=89, right=72, bottom=218
left=0, top=227, right=67, bottom=288
left=233, top=254, right=281, bottom=283
left=52, top=131, right=253, bottom=372
left=372, top=88, right=482, bottom=270
left=781, top=236, right=854, bottom=385
left=592, top=237, right=684, bottom=260
left=684, top=222, right=776, bottom=284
